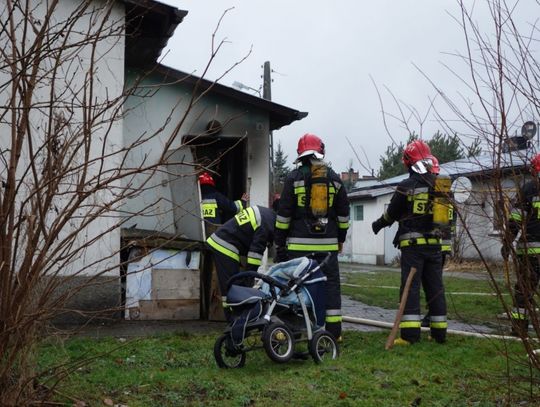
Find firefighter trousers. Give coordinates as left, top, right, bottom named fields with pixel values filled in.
left=208, top=247, right=253, bottom=320
left=287, top=250, right=342, bottom=339
left=512, top=255, right=540, bottom=334
left=400, top=245, right=447, bottom=343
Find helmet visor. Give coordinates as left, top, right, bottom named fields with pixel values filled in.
left=295, top=149, right=324, bottom=162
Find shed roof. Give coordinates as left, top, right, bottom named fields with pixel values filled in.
left=124, top=0, right=188, bottom=67
left=154, top=64, right=308, bottom=131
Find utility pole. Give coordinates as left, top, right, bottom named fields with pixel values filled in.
left=263, top=61, right=272, bottom=101
left=263, top=61, right=274, bottom=200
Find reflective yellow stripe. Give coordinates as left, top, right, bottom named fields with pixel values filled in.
left=430, top=322, right=448, bottom=329
left=247, top=257, right=262, bottom=266
left=207, top=236, right=240, bottom=262
left=399, top=321, right=421, bottom=328
left=511, top=312, right=527, bottom=320
left=275, top=221, right=289, bottom=230
left=202, top=203, right=218, bottom=218
left=338, top=222, right=349, bottom=229
left=287, top=243, right=339, bottom=251
left=246, top=207, right=258, bottom=230
left=510, top=212, right=522, bottom=221
left=325, top=315, right=342, bottom=323
left=399, top=238, right=441, bottom=248
left=294, top=186, right=306, bottom=194
left=516, top=247, right=540, bottom=255
left=441, top=245, right=451, bottom=252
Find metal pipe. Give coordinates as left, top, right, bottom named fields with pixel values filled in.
left=343, top=316, right=523, bottom=341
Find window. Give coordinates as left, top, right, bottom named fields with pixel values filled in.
left=354, top=204, right=364, bottom=221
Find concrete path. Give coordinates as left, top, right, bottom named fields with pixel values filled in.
left=339, top=262, right=497, bottom=334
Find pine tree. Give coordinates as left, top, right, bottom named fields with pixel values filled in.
left=273, top=141, right=290, bottom=194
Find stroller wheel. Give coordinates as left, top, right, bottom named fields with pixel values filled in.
left=214, top=334, right=246, bottom=369
left=262, top=323, right=295, bottom=363
left=309, top=330, right=339, bottom=363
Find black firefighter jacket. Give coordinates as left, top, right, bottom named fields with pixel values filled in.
left=274, top=163, right=350, bottom=252
left=206, top=205, right=276, bottom=270
left=382, top=171, right=439, bottom=248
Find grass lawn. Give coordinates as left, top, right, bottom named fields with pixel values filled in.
left=38, top=330, right=539, bottom=406
left=341, top=270, right=513, bottom=327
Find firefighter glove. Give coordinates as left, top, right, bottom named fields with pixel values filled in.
left=372, top=217, right=385, bottom=235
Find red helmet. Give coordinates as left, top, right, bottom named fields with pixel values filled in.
left=296, top=133, right=325, bottom=161
left=198, top=172, right=215, bottom=186
left=402, top=140, right=433, bottom=173
left=530, top=153, right=540, bottom=176
left=430, top=156, right=440, bottom=175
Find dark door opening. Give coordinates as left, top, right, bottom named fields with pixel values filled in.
left=184, top=135, right=247, bottom=201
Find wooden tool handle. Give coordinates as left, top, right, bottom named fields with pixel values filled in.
left=385, top=267, right=417, bottom=350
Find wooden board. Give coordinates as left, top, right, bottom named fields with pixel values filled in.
left=151, top=268, right=199, bottom=300
left=135, top=299, right=200, bottom=320
left=208, top=263, right=226, bottom=322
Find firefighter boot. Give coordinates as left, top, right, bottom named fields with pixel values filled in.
left=325, top=321, right=341, bottom=341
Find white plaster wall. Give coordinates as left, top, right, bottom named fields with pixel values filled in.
left=458, top=178, right=512, bottom=261
left=0, top=1, right=125, bottom=277
left=344, top=195, right=390, bottom=265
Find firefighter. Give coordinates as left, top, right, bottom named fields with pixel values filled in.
left=206, top=205, right=276, bottom=319
left=505, top=153, right=540, bottom=336
left=274, top=133, right=350, bottom=340
left=371, top=140, right=447, bottom=344
left=199, top=171, right=248, bottom=225
left=421, top=155, right=454, bottom=327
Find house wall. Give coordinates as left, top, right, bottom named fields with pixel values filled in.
left=457, top=177, right=517, bottom=261
left=343, top=195, right=394, bottom=265
left=122, top=70, right=271, bottom=239
left=0, top=1, right=125, bottom=278
left=0, top=1, right=125, bottom=322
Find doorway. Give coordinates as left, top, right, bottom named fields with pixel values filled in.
left=184, top=135, right=247, bottom=201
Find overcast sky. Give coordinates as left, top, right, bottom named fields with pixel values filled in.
left=158, top=1, right=536, bottom=175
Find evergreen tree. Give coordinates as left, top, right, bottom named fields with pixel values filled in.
left=273, top=141, right=290, bottom=194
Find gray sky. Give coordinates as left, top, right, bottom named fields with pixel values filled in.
left=159, top=1, right=536, bottom=174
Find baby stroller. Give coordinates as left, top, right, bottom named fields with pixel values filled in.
left=213, top=253, right=339, bottom=368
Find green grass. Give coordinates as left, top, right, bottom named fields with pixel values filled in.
left=38, top=331, right=539, bottom=406
left=341, top=270, right=511, bottom=326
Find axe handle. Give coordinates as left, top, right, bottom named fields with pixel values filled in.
left=385, top=267, right=417, bottom=350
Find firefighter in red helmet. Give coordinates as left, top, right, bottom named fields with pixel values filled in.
left=421, top=155, right=455, bottom=328
left=505, top=152, right=540, bottom=336
left=274, top=133, right=350, bottom=340
left=198, top=171, right=248, bottom=226
left=372, top=139, right=447, bottom=345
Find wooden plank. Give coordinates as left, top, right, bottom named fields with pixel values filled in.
left=151, top=268, right=200, bottom=300
left=208, top=262, right=226, bottom=322
left=135, top=299, right=200, bottom=320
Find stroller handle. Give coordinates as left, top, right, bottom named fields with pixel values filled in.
left=226, top=271, right=289, bottom=291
